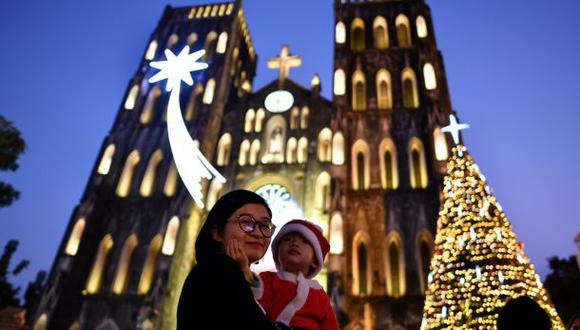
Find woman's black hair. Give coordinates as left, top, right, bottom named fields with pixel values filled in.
left=195, top=189, right=272, bottom=264
left=497, top=296, right=551, bottom=330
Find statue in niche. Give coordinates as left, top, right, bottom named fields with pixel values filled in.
left=269, top=126, right=283, bottom=154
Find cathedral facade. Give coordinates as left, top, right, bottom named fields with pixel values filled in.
left=33, top=0, right=458, bottom=329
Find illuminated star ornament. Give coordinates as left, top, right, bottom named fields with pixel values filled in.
left=149, top=46, right=226, bottom=208
left=442, top=114, right=470, bottom=145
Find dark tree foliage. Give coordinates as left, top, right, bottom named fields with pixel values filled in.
left=544, top=255, right=580, bottom=326
left=0, top=240, right=29, bottom=309
left=0, top=115, right=26, bottom=207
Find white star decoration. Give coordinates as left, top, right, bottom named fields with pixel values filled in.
left=149, top=46, right=225, bottom=208
left=149, top=46, right=208, bottom=92
left=442, top=114, right=470, bottom=145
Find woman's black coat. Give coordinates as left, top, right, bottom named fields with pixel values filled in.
left=177, top=253, right=274, bottom=329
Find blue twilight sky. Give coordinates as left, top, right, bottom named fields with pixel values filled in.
left=1, top=0, right=579, bottom=292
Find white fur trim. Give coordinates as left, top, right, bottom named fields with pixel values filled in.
left=273, top=223, right=324, bottom=279
left=276, top=273, right=310, bottom=325
left=275, top=270, right=323, bottom=290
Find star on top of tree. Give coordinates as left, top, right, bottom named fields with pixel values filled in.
left=149, top=46, right=208, bottom=92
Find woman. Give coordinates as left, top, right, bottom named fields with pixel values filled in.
left=177, top=190, right=278, bottom=329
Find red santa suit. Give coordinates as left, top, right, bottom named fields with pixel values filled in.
left=251, top=219, right=338, bottom=330
left=252, top=270, right=338, bottom=330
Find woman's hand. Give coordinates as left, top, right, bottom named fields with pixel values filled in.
left=226, top=239, right=251, bottom=275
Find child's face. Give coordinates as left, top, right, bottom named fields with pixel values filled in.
left=277, top=232, right=316, bottom=276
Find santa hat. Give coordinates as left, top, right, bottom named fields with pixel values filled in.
left=271, top=219, right=330, bottom=279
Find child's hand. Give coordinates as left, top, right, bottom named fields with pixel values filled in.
left=226, top=239, right=250, bottom=273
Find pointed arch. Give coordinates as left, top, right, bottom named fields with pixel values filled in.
left=408, top=137, right=428, bottom=188
left=239, top=139, right=250, bottom=166
left=162, top=216, right=180, bottom=255
left=379, top=138, right=399, bottom=189
left=334, top=69, right=346, bottom=96
left=423, top=62, right=437, bottom=90
left=373, top=16, right=389, bottom=49
left=145, top=40, right=158, bottom=61
left=433, top=127, right=448, bottom=161
left=416, top=229, right=434, bottom=293
left=385, top=231, right=406, bottom=297
left=317, top=128, right=332, bottom=162
left=335, top=21, right=346, bottom=44
left=112, top=234, right=138, bottom=294
left=351, top=139, right=370, bottom=190
left=163, top=162, right=178, bottom=197
left=203, top=31, right=218, bottom=61
left=116, top=150, right=140, bottom=197
left=350, top=18, right=366, bottom=51
left=124, top=84, right=140, bottom=110
left=65, top=218, right=86, bottom=256
left=216, top=32, right=228, bottom=54
left=352, top=70, right=367, bottom=111
left=402, top=68, right=420, bottom=108
left=332, top=132, right=345, bottom=165
left=329, top=212, right=344, bottom=254
left=244, top=109, right=255, bottom=133
left=297, top=137, right=308, bottom=164
left=185, top=83, right=204, bottom=121
left=97, top=144, right=116, bottom=175
left=376, top=69, right=393, bottom=110
left=352, top=230, right=372, bottom=296
left=203, top=78, right=215, bottom=104
left=216, top=133, right=232, bottom=166
left=166, top=33, right=179, bottom=50
left=207, top=177, right=225, bottom=210
left=96, top=319, right=120, bottom=330
left=395, top=14, right=412, bottom=47
left=140, top=149, right=163, bottom=197
left=300, top=106, right=309, bottom=130
left=186, top=32, right=198, bottom=46
left=138, top=234, right=162, bottom=295
left=141, top=87, right=162, bottom=124
left=315, top=171, right=331, bottom=212
left=262, top=115, right=287, bottom=164
left=290, top=107, right=300, bottom=130
left=416, top=15, right=428, bottom=38
left=86, top=234, right=114, bottom=294
left=249, top=139, right=261, bottom=165
left=286, top=137, right=297, bottom=164
left=255, top=108, right=265, bottom=133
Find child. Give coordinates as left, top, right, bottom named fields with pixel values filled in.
left=227, top=219, right=339, bottom=330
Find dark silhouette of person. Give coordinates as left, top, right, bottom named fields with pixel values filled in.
left=497, top=296, right=552, bottom=330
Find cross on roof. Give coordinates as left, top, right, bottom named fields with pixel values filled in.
left=267, top=45, right=302, bottom=83
left=442, top=114, right=470, bottom=145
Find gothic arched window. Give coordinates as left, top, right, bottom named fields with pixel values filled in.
left=402, top=68, right=420, bottom=108
left=206, top=179, right=224, bottom=210
left=203, top=78, right=215, bottom=104
left=300, top=106, right=309, bottom=130
left=335, top=21, right=346, bottom=44
left=112, top=234, right=138, bottom=294
left=141, top=87, right=162, bottom=124
left=315, top=171, right=331, bottom=212
left=352, top=70, right=367, bottom=111
left=185, top=84, right=204, bottom=121
left=140, top=149, right=163, bottom=197
left=162, top=216, right=180, bottom=255
left=379, top=138, right=399, bottom=189
left=290, top=107, right=299, bottom=130
left=203, top=31, right=218, bottom=61
left=216, top=32, right=228, bottom=54
left=216, top=133, right=232, bottom=166
left=351, top=18, right=366, bottom=51
left=86, top=234, right=114, bottom=294
left=376, top=69, right=393, bottom=110
left=116, top=150, right=140, bottom=197
left=423, top=62, right=437, bottom=90
left=330, top=213, right=344, bottom=254
left=417, top=231, right=433, bottom=293
left=255, top=108, right=265, bottom=133
left=65, top=218, right=85, bottom=256
left=167, top=34, right=179, bottom=50
left=244, top=109, right=255, bottom=133
left=373, top=16, right=389, bottom=49
left=286, top=138, right=297, bottom=164
left=385, top=231, right=406, bottom=297
left=145, top=40, right=158, bottom=61
left=395, top=14, right=412, bottom=47
left=97, top=144, right=115, bottom=175
left=239, top=140, right=250, bottom=166
left=433, top=127, right=448, bottom=161
left=408, top=137, right=428, bottom=188
left=351, top=140, right=370, bottom=190
left=297, top=137, right=308, bottom=164
left=358, top=243, right=368, bottom=295
left=124, top=84, right=139, bottom=110
left=317, top=128, right=332, bottom=162
left=138, top=234, right=162, bottom=295
left=334, top=69, right=346, bottom=96
left=416, top=15, right=428, bottom=38
left=332, top=132, right=345, bottom=165
left=163, top=162, right=178, bottom=197
left=249, top=139, right=261, bottom=165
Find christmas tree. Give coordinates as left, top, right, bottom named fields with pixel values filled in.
left=421, top=142, right=563, bottom=329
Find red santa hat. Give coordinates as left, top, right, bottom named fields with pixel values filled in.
left=271, top=219, right=330, bottom=279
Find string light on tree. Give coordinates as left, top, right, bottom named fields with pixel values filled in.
left=420, top=118, right=563, bottom=329
left=149, top=46, right=225, bottom=208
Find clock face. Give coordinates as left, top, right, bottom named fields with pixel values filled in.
left=264, top=90, right=294, bottom=113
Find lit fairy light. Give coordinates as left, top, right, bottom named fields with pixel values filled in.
left=476, top=265, right=482, bottom=279
left=149, top=46, right=225, bottom=208
left=498, top=271, right=505, bottom=284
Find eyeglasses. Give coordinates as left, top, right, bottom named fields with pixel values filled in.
left=229, top=214, right=276, bottom=238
